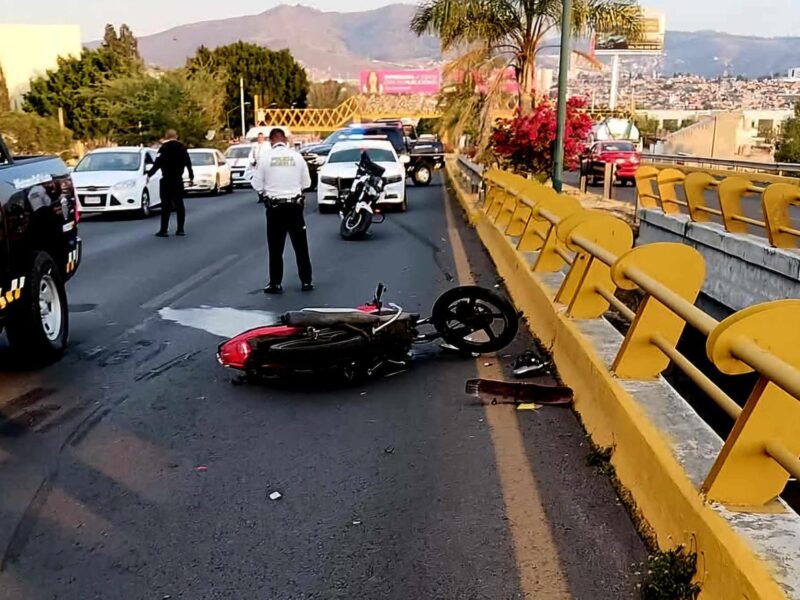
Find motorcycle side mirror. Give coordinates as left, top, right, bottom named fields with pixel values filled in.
left=374, top=283, right=386, bottom=306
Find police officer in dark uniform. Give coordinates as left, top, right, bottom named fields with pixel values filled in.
left=147, top=129, right=194, bottom=237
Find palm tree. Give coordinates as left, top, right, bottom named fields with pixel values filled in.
left=411, top=0, right=643, bottom=112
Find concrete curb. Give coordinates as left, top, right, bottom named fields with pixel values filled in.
left=444, top=159, right=793, bottom=599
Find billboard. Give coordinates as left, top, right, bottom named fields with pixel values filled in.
left=360, top=69, right=441, bottom=95
left=593, top=8, right=665, bottom=55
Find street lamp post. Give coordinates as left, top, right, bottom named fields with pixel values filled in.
left=227, top=103, right=251, bottom=132
left=552, top=0, right=573, bottom=193
left=240, top=77, right=246, bottom=139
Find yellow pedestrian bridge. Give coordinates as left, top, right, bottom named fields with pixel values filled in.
left=257, top=95, right=632, bottom=132
left=257, top=95, right=442, bottom=132
left=449, top=156, right=800, bottom=599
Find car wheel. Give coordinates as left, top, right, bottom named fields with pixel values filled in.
left=6, top=251, right=69, bottom=365
left=212, top=178, right=221, bottom=196
left=413, top=164, right=432, bottom=186
left=400, top=196, right=408, bottom=212
left=140, top=189, right=151, bottom=218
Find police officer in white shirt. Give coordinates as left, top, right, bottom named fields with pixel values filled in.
left=257, top=128, right=313, bottom=294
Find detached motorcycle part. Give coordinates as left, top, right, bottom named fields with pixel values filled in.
left=465, top=379, right=573, bottom=406
left=431, top=286, right=519, bottom=354
left=340, top=209, right=372, bottom=240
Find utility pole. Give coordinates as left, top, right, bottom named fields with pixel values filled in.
left=552, top=0, right=573, bottom=193
left=240, top=76, right=246, bottom=139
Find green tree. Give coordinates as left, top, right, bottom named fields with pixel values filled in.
left=0, top=64, right=10, bottom=112
left=23, top=24, right=142, bottom=141
left=776, top=102, right=800, bottom=162
left=102, top=24, right=141, bottom=64
left=0, top=111, right=73, bottom=156
left=187, top=42, right=309, bottom=132
left=308, top=80, right=357, bottom=109
left=98, top=68, right=226, bottom=148
left=411, top=0, right=642, bottom=112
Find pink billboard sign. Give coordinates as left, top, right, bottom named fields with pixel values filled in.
left=360, top=70, right=441, bottom=95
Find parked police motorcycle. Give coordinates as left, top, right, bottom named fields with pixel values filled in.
left=336, top=151, right=386, bottom=240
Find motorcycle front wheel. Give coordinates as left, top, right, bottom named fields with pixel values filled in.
left=340, top=209, right=372, bottom=240
left=431, top=286, right=519, bottom=354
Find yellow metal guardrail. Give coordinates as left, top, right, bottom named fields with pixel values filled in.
left=636, top=164, right=800, bottom=249
left=460, top=163, right=800, bottom=509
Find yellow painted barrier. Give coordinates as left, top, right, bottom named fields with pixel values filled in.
left=448, top=157, right=800, bottom=599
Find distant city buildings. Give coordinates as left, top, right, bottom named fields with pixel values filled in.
left=0, top=24, right=82, bottom=109
left=569, top=72, right=800, bottom=112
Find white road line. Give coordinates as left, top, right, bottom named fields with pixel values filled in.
left=141, top=254, right=239, bottom=310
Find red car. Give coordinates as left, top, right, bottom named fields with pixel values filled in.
left=585, top=141, right=641, bottom=186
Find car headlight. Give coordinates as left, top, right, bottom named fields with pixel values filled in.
left=113, top=179, right=138, bottom=190
left=320, top=176, right=338, bottom=186
left=385, top=175, right=403, bottom=184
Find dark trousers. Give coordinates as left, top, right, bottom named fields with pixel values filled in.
left=159, top=180, right=186, bottom=233
left=266, top=203, right=312, bottom=285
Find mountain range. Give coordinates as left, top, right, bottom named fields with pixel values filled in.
left=94, top=3, right=800, bottom=79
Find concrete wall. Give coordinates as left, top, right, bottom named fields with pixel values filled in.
left=0, top=25, right=82, bottom=109
left=637, top=209, right=800, bottom=312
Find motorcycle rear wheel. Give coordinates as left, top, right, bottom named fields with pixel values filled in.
left=340, top=209, right=372, bottom=240
left=266, top=330, right=368, bottom=361
left=431, top=286, right=519, bottom=354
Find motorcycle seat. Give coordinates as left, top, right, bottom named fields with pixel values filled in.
left=283, top=310, right=384, bottom=328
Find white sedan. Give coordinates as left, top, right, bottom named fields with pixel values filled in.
left=71, top=147, right=161, bottom=217
left=184, top=149, right=233, bottom=195
left=317, top=140, right=407, bottom=212
left=224, top=143, right=255, bottom=187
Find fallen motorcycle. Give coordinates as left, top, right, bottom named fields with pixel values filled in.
left=217, top=283, right=519, bottom=382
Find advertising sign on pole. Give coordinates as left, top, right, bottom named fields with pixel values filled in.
left=592, top=7, right=666, bottom=56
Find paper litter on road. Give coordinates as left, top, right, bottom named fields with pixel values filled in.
left=516, top=403, right=541, bottom=412
left=269, top=491, right=283, bottom=501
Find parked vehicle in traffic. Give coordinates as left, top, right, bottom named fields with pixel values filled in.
left=224, top=143, right=255, bottom=187
left=71, top=147, right=161, bottom=216
left=317, top=140, right=406, bottom=215
left=184, top=149, right=233, bottom=195
left=584, top=141, right=641, bottom=186
left=301, top=122, right=445, bottom=189
left=0, top=134, right=81, bottom=363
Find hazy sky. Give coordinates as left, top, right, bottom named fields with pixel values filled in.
left=1, top=0, right=797, bottom=40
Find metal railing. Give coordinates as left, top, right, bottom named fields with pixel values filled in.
left=636, top=163, right=800, bottom=249
left=257, top=95, right=442, bottom=132
left=644, top=153, right=800, bottom=177
left=453, top=157, right=800, bottom=509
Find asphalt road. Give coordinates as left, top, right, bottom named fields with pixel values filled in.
left=0, top=179, right=646, bottom=599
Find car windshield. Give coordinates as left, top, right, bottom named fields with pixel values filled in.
left=225, top=147, right=251, bottom=159
left=190, top=152, right=216, bottom=166
left=75, top=152, right=140, bottom=172
left=323, top=130, right=350, bottom=145
left=329, top=148, right=395, bottom=164
left=600, top=142, right=636, bottom=152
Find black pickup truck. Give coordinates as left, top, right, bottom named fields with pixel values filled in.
left=0, top=134, right=81, bottom=363
left=302, top=122, right=445, bottom=189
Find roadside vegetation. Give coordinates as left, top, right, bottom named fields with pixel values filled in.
left=7, top=25, right=310, bottom=151
left=411, top=0, right=643, bottom=179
